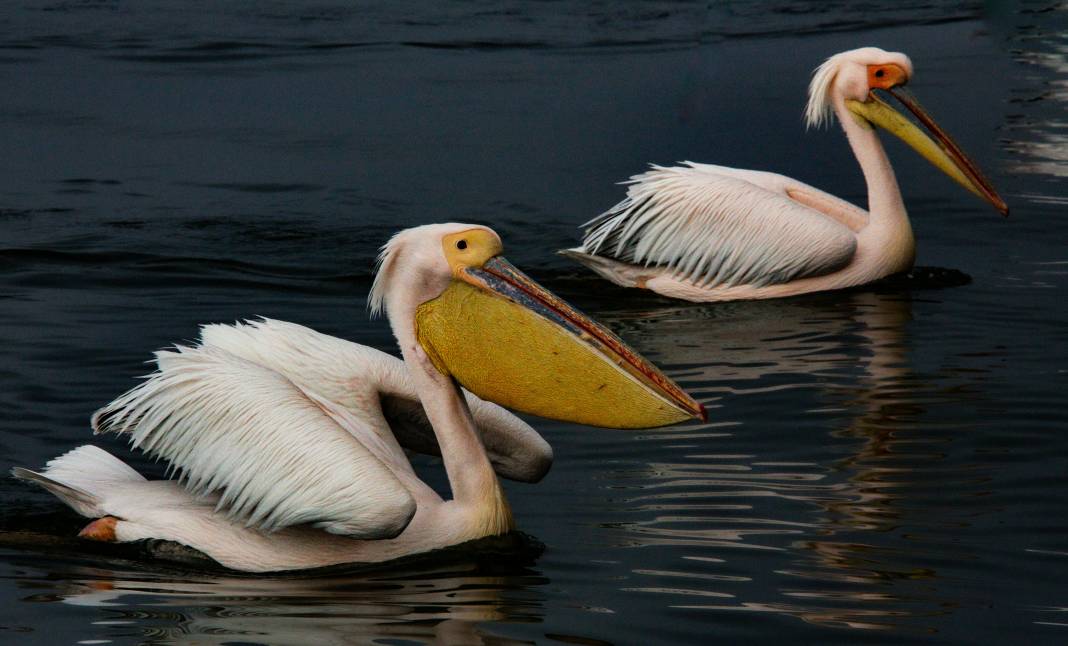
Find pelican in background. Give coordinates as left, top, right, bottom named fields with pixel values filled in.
left=562, top=47, right=1008, bottom=302
left=13, top=224, right=704, bottom=572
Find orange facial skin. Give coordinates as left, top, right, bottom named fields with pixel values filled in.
left=868, top=63, right=908, bottom=90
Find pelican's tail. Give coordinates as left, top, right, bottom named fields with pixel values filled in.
left=11, top=445, right=145, bottom=518
left=558, top=247, right=650, bottom=288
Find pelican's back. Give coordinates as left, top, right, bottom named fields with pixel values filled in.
left=576, top=163, right=858, bottom=289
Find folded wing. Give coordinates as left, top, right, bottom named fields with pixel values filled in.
left=580, top=162, right=859, bottom=288
left=92, top=345, right=417, bottom=539
left=198, top=318, right=552, bottom=483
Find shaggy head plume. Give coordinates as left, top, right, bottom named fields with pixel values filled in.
left=367, top=223, right=489, bottom=319
left=368, top=231, right=404, bottom=319
left=804, top=47, right=911, bottom=131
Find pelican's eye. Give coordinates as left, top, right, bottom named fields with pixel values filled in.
left=442, top=229, right=503, bottom=276
left=867, top=63, right=908, bottom=91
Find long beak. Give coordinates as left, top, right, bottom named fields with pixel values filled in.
left=415, top=256, right=706, bottom=429
left=847, top=88, right=1008, bottom=216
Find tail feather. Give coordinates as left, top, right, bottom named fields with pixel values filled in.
left=558, top=248, right=643, bottom=288
left=12, top=445, right=145, bottom=518
left=11, top=467, right=99, bottom=516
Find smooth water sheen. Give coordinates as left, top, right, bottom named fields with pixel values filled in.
left=2, top=2, right=1066, bottom=644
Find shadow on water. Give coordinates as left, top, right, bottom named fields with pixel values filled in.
left=1, top=532, right=548, bottom=645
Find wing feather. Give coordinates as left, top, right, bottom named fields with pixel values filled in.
left=197, top=318, right=553, bottom=483
left=582, top=163, right=857, bottom=288
left=92, top=345, right=416, bottom=539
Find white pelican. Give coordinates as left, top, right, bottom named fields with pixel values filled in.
left=561, top=47, right=1008, bottom=302
left=13, top=223, right=703, bottom=572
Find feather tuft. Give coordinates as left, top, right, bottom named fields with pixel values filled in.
left=804, top=47, right=911, bottom=130
left=368, top=231, right=404, bottom=319
left=805, top=51, right=849, bottom=130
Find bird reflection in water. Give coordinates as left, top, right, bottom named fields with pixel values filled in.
left=587, top=286, right=963, bottom=632
left=18, top=540, right=547, bottom=645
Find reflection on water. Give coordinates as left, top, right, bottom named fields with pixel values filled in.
left=1001, top=7, right=1068, bottom=182
left=8, top=546, right=546, bottom=646
left=3, top=286, right=994, bottom=642
left=591, top=291, right=975, bottom=632
left=4, top=281, right=1053, bottom=643
left=3, top=2, right=1068, bottom=644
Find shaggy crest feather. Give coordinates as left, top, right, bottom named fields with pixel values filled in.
left=92, top=344, right=417, bottom=538
left=368, top=231, right=404, bottom=319
left=368, top=223, right=493, bottom=320
left=805, top=50, right=850, bottom=130
left=580, top=162, right=856, bottom=288
left=804, top=47, right=913, bottom=130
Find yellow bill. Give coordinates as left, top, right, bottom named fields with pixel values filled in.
left=415, top=254, right=705, bottom=429
left=847, top=87, right=1008, bottom=216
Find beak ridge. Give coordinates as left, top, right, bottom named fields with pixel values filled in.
left=846, top=88, right=1008, bottom=216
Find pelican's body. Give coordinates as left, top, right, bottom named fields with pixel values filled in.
left=15, top=224, right=702, bottom=572
left=563, top=48, right=1007, bottom=302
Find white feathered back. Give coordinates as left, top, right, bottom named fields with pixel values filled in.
left=581, top=163, right=857, bottom=288
left=199, top=318, right=553, bottom=483
left=92, top=344, right=417, bottom=539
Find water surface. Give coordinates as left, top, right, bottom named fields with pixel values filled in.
left=1, top=2, right=1066, bottom=644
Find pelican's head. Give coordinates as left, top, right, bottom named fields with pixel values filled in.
left=805, top=47, right=1007, bottom=216
left=370, top=223, right=705, bottom=429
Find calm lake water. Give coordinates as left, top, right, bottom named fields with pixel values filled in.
left=1, top=2, right=1066, bottom=644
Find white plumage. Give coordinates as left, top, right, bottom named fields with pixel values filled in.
left=579, top=162, right=858, bottom=288
left=92, top=344, right=417, bottom=538
left=75, top=314, right=554, bottom=542
left=12, top=224, right=578, bottom=572
left=12, top=445, right=144, bottom=519
left=196, top=318, right=552, bottom=482
left=14, top=223, right=703, bottom=572
left=563, top=47, right=1004, bottom=302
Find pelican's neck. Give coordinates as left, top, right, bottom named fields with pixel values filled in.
left=833, top=95, right=915, bottom=269
left=385, top=294, right=512, bottom=531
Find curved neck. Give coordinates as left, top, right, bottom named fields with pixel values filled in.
left=832, top=95, right=909, bottom=229
left=832, top=94, right=916, bottom=274
left=385, top=295, right=502, bottom=507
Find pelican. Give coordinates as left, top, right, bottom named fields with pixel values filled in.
left=12, top=224, right=703, bottom=572
left=561, top=47, right=1008, bottom=302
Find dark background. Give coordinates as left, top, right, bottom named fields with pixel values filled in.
left=1, top=2, right=1066, bottom=644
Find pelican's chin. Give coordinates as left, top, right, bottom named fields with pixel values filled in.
left=415, top=256, right=705, bottom=429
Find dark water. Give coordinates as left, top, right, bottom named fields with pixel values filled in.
left=1, top=2, right=1067, bottom=644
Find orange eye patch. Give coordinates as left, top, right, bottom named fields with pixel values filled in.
left=867, top=63, right=908, bottom=90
